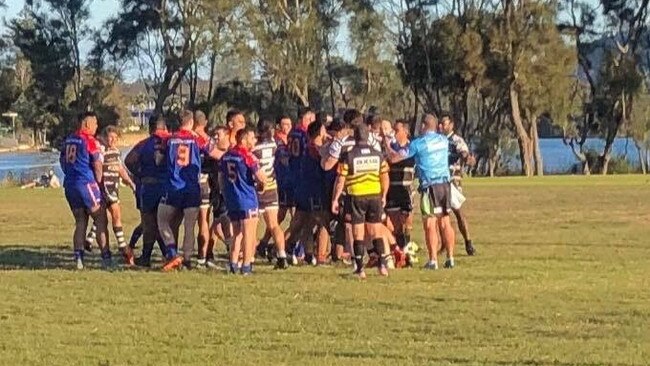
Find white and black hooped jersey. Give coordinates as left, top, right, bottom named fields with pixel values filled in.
left=252, top=139, right=277, bottom=191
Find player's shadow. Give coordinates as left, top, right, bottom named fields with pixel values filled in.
left=0, top=244, right=85, bottom=270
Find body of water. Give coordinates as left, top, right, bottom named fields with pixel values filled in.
left=0, top=138, right=643, bottom=182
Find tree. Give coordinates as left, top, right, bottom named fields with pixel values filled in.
left=244, top=0, right=324, bottom=107
left=490, top=0, right=576, bottom=176
left=99, top=0, right=207, bottom=113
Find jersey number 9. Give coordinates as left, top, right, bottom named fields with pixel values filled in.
left=65, top=144, right=77, bottom=164
left=226, top=162, right=238, bottom=182
left=176, top=144, right=190, bottom=167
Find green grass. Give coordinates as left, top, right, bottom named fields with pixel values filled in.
left=1, top=176, right=649, bottom=366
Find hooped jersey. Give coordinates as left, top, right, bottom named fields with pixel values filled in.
left=101, top=145, right=122, bottom=189
left=252, top=139, right=277, bottom=192
left=166, top=129, right=208, bottom=192
left=388, top=141, right=415, bottom=191
left=338, top=143, right=388, bottom=197
left=60, top=129, right=102, bottom=186
left=221, top=146, right=260, bottom=212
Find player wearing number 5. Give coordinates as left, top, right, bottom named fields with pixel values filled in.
left=159, top=110, right=225, bottom=271
left=60, top=112, right=111, bottom=270
left=221, top=127, right=267, bottom=275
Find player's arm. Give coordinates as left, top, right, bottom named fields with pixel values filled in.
left=379, top=161, right=389, bottom=207
left=124, top=143, right=142, bottom=177
left=386, top=139, right=417, bottom=164
left=87, top=139, right=103, bottom=183
left=331, top=158, right=348, bottom=214
left=457, top=138, right=476, bottom=167
left=118, top=164, right=137, bottom=191
left=321, top=138, right=343, bottom=171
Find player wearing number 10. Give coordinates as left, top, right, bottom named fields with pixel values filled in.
left=60, top=112, right=110, bottom=270
left=158, top=110, right=222, bottom=271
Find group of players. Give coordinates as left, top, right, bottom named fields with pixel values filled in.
left=60, top=106, right=476, bottom=278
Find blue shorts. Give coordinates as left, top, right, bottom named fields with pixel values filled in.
left=138, top=183, right=165, bottom=213
left=65, top=182, right=102, bottom=211
left=161, top=188, right=201, bottom=209
left=227, top=208, right=260, bottom=221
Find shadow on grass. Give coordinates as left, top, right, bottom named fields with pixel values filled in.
left=0, top=244, right=77, bottom=270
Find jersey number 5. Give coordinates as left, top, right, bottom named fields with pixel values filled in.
left=65, top=144, right=77, bottom=164
left=177, top=144, right=190, bottom=167
left=226, top=162, right=238, bottom=182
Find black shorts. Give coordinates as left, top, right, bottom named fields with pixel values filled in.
left=200, top=174, right=210, bottom=208
left=278, top=187, right=295, bottom=208
left=228, top=208, right=260, bottom=221
left=258, top=189, right=280, bottom=212
left=296, top=195, right=325, bottom=213
left=103, top=182, right=120, bottom=205
left=210, top=191, right=228, bottom=219
left=420, top=183, right=451, bottom=217
left=349, top=195, right=383, bottom=225
left=385, top=186, right=413, bottom=213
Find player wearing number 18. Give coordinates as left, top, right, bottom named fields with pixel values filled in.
left=60, top=112, right=111, bottom=270
left=158, top=110, right=223, bottom=271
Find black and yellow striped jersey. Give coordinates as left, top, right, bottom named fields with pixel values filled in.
left=252, top=139, right=277, bottom=192
left=338, top=143, right=388, bottom=197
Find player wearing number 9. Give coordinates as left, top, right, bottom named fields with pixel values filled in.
left=221, top=127, right=267, bottom=275
left=158, top=110, right=225, bottom=272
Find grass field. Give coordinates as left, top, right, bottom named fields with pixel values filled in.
left=1, top=175, right=649, bottom=366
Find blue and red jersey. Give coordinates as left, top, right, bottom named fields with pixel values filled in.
left=295, top=143, right=324, bottom=199
left=221, top=145, right=260, bottom=212
left=274, top=132, right=291, bottom=190
left=134, top=130, right=170, bottom=181
left=287, top=124, right=309, bottom=186
left=166, top=129, right=209, bottom=192
left=60, top=129, right=102, bottom=186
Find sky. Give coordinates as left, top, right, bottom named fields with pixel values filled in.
left=1, top=0, right=121, bottom=57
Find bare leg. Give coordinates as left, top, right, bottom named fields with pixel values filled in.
left=241, top=216, right=259, bottom=272
left=229, top=221, right=243, bottom=272
left=181, top=207, right=199, bottom=262
left=438, top=215, right=456, bottom=267
left=157, top=203, right=179, bottom=256
left=197, top=207, right=210, bottom=260
left=423, top=216, right=439, bottom=264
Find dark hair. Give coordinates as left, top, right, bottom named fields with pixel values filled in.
left=257, top=118, right=275, bottom=140
left=343, top=109, right=362, bottom=126
left=148, top=115, right=167, bottom=133
left=439, top=112, right=453, bottom=124
left=210, top=125, right=227, bottom=137
left=307, top=121, right=323, bottom=140
left=326, top=117, right=345, bottom=133
left=353, top=123, right=369, bottom=144
left=276, top=114, right=291, bottom=125
left=77, top=111, right=97, bottom=124
left=365, top=114, right=382, bottom=128
left=298, top=107, right=313, bottom=121
left=236, top=126, right=255, bottom=144
left=315, top=111, right=328, bottom=125
left=226, top=109, right=242, bottom=123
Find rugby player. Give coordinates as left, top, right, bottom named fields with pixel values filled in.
left=384, top=119, right=416, bottom=267
left=158, top=110, right=221, bottom=271
left=332, top=123, right=390, bottom=278
left=284, top=108, right=316, bottom=263
left=252, top=119, right=288, bottom=269
left=294, top=120, right=329, bottom=265
left=60, top=112, right=110, bottom=269
left=91, top=126, right=136, bottom=265
left=226, top=109, right=246, bottom=146
left=221, top=127, right=267, bottom=275
left=124, top=116, right=171, bottom=267
left=193, top=110, right=214, bottom=268
left=204, top=125, right=232, bottom=268
left=439, top=114, right=476, bottom=256
left=386, top=113, right=456, bottom=269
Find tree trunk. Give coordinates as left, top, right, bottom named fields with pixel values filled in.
left=324, top=34, right=336, bottom=115
left=531, top=121, right=543, bottom=176
left=509, top=84, right=533, bottom=176
left=598, top=130, right=617, bottom=175
left=634, top=140, right=647, bottom=174
left=207, top=51, right=217, bottom=103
